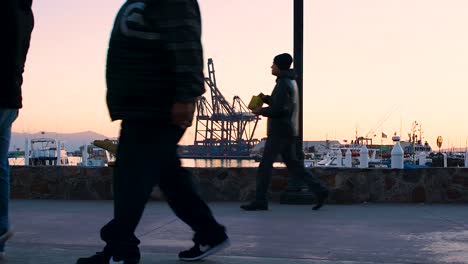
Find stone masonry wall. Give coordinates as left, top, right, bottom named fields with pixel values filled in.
left=10, top=166, right=468, bottom=203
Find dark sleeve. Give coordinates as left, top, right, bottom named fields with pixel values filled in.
left=259, top=81, right=291, bottom=118
left=262, top=95, right=271, bottom=105
left=146, top=0, right=205, bottom=103
left=1, top=0, right=18, bottom=85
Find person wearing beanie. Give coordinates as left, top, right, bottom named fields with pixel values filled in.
left=241, top=53, right=329, bottom=211
left=273, top=53, right=293, bottom=71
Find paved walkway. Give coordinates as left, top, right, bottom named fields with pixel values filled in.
left=3, top=200, right=468, bottom=263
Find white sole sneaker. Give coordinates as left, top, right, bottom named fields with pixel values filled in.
left=179, top=239, right=230, bottom=261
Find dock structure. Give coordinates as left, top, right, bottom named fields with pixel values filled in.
left=192, top=59, right=260, bottom=158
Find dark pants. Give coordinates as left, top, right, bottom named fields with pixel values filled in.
left=101, top=120, right=226, bottom=260
left=256, top=135, right=327, bottom=203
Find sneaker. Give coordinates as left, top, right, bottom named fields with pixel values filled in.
left=178, top=238, right=230, bottom=261
left=240, top=201, right=268, bottom=211
left=0, top=228, right=14, bottom=244
left=76, top=251, right=110, bottom=264
left=76, top=251, right=139, bottom=264
left=312, top=189, right=329, bottom=210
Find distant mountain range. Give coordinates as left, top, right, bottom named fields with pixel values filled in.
left=10, top=131, right=117, bottom=152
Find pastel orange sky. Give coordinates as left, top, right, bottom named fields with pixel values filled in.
left=14, top=0, right=468, bottom=149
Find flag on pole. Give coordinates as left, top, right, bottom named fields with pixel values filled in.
left=381, top=132, right=387, bottom=139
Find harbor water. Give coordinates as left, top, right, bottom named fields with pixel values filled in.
left=8, top=157, right=286, bottom=168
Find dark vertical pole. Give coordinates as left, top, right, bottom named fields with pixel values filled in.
left=281, top=0, right=305, bottom=199
left=294, top=0, right=304, bottom=161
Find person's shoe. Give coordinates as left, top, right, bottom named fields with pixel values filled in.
left=240, top=201, right=268, bottom=211
left=313, top=189, right=329, bottom=210
left=0, top=228, right=14, bottom=244
left=76, top=251, right=139, bottom=264
left=179, top=237, right=230, bottom=261
left=76, top=251, right=111, bottom=264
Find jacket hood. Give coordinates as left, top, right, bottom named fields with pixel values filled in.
left=276, top=69, right=296, bottom=81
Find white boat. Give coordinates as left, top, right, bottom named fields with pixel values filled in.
left=29, top=138, right=69, bottom=165
left=308, top=146, right=383, bottom=168
left=78, top=143, right=116, bottom=167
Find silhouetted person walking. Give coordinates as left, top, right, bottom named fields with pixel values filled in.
left=0, top=0, right=34, bottom=259
left=77, top=1, right=229, bottom=263
left=241, top=53, right=329, bottom=211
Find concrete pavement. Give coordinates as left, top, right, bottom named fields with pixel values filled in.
left=3, top=200, right=468, bottom=263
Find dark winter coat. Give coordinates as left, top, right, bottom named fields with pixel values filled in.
left=259, top=70, right=299, bottom=137
left=106, top=0, right=205, bottom=122
left=1, top=0, right=34, bottom=109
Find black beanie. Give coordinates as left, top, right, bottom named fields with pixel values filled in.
left=273, top=53, right=293, bottom=70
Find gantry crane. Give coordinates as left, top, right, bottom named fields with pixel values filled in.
left=192, top=58, right=260, bottom=157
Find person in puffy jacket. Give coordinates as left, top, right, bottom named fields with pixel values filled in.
left=241, top=53, right=329, bottom=211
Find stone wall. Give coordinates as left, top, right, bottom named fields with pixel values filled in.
left=10, top=166, right=468, bottom=203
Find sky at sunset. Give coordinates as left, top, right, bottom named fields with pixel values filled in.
left=15, top=0, right=468, bottom=150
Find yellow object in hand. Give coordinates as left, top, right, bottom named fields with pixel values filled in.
left=248, top=95, right=263, bottom=110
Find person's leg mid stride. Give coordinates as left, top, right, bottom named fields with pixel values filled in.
left=0, top=109, right=18, bottom=258
left=77, top=122, right=229, bottom=263
left=241, top=137, right=282, bottom=211
left=281, top=137, right=329, bottom=210
left=159, top=125, right=229, bottom=261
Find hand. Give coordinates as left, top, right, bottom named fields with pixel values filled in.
left=172, top=102, right=195, bottom=129
left=252, top=107, right=262, bottom=115
left=257, top=93, right=266, bottom=100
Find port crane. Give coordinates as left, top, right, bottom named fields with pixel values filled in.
left=353, top=105, right=397, bottom=145
left=192, top=58, right=260, bottom=157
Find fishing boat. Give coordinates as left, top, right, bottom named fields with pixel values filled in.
left=28, top=137, right=69, bottom=165
left=78, top=139, right=117, bottom=167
